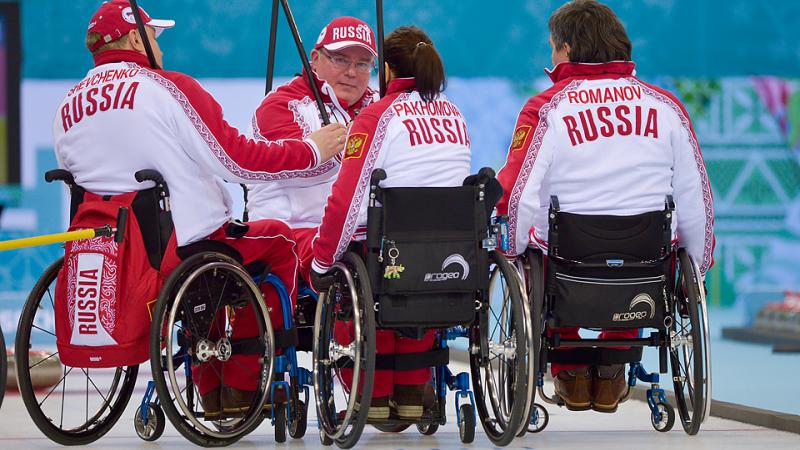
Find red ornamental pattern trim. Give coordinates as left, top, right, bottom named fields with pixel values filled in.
left=507, top=80, right=581, bottom=255
left=65, top=236, right=119, bottom=333
left=332, top=94, right=408, bottom=262
left=627, top=77, right=714, bottom=273
left=131, top=63, right=305, bottom=181
left=249, top=114, right=337, bottom=181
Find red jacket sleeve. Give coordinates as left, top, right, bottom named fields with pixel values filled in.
left=311, top=112, right=382, bottom=273
left=157, top=70, right=320, bottom=182
left=253, top=94, right=306, bottom=141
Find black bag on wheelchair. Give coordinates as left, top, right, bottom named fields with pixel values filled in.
left=546, top=199, right=673, bottom=330
left=366, top=172, right=497, bottom=328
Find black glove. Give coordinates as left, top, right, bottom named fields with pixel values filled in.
left=310, top=269, right=336, bottom=293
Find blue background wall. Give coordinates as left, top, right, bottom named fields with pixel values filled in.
left=20, top=0, right=800, bottom=80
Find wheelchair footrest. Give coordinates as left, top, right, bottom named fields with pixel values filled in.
left=546, top=347, right=643, bottom=365
left=367, top=408, right=444, bottom=426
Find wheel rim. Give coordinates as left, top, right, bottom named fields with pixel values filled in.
left=312, top=255, right=374, bottom=447
left=135, top=405, right=159, bottom=438
left=670, top=251, right=709, bottom=434
left=159, top=259, right=273, bottom=440
left=16, top=258, right=137, bottom=443
left=470, top=253, right=531, bottom=445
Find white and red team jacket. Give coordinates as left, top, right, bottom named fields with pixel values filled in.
left=246, top=71, right=377, bottom=228
left=311, top=78, right=471, bottom=273
left=496, top=62, right=715, bottom=274
left=53, top=50, right=322, bottom=246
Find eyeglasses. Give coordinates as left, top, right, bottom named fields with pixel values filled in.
left=320, top=48, right=375, bottom=73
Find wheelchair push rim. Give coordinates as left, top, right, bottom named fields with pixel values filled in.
left=151, top=253, right=274, bottom=445
left=313, top=252, right=376, bottom=449
left=470, top=251, right=532, bottom=446
left=15, top=257, right=138, bottom=445
left=670, top=249, right=711, bottom=435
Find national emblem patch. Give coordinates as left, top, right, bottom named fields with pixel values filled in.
left=510, top=125, right=531, bottom=152
left=344, top=133, right=368, bottom=160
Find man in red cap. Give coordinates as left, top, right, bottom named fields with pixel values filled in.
left=54, top=0, right=347, bottom=419
left=245, top=16, right=379, bottom=280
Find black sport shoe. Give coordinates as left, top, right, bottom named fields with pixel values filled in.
left=200, top=388, right=221, bottom=420
left=368, top=396, right=390, bottom=421
left=393, top=384, right=425, bottom=419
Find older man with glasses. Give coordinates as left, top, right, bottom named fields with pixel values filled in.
left=245, top=16, right=378, bottom=281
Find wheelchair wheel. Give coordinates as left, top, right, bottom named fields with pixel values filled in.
left=288, top=399, right=308, bottom=439
left=651, top=402, right=675, bottom=432
left=274, top=405, right=287, bottom=443
left=134, top=402, right=166, bottom=441
left=417, top=422, right=438, bottom=435
left=16, top=258, right=138, bottom=445
left=150, top=252, right=274, bottom=447
left=470, top=251, right=532, bottom=447
left=0, top=324, right=6, bottom=410
left=313, top=251, right=376, bottom=449
left=527, top=403, right=549, bottom=433
left=458, top=403, right=476, bottom=444
left=670, top=249, right=711, bottom=435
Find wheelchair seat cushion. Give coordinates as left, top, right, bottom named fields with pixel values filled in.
left=176, top=240, right=243, bottom=263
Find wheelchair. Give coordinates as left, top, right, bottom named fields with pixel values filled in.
left=15, top=169, right=312, bottom=446
left=518, top=195, right=711, bottom=435
left=312, top=168, right=534, bottom=448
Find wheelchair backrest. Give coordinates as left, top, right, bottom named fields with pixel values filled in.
left=545, top=196, right=674, bottom=330
left=548, top=196, right=673, bottom=264
left=365, top=168, right=501, bottom=328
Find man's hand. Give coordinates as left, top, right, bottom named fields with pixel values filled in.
left=310, top=269, right=336, bottom=293
left=308, top=123, right=347, bottom=163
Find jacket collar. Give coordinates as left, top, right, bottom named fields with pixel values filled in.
left=300, top=68, right=374, bottom=112
left=545, top=61, right=636, bottom=83
left=93, top=49, right=156, bottom=69
left=386, top=77, right=416, bottom=95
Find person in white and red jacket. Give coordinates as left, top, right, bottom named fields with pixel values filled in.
left=496, top=0, right=715, bottom=414
left=53, top=1, right=346, bottom=418
left=247, top=16, right=379, bottom=280
left=310, top=26, right=471, bottom=421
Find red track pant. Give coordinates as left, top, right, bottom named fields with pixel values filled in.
left=336, top=323, right=436, bottom=398
left=163, top=220, right=298, bottom=396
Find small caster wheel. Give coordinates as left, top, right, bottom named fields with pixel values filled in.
left=134, top=402, right=165, bottom=442
left=274, top=405, right=287, bottom=443
left=528, top=403, right=549, bottom=433
left=289, top=400, right=308, bottom=439
left=320, top=426, right=334, bottom=446
left=458, top=404, right=475, bottom=444
left=417, top=422, right=439, bottom=435
left=651, top=402, right=675, bottom=432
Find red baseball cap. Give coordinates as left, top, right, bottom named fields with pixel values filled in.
left=87, top=1, right=175, bottom=52
left=314, top=16, right=377, bottom=57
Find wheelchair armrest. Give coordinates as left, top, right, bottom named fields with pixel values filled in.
left=44, top=169, right=75, bottom=185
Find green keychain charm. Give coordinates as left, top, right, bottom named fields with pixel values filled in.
left=383, top=246, right=405, bottom=279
